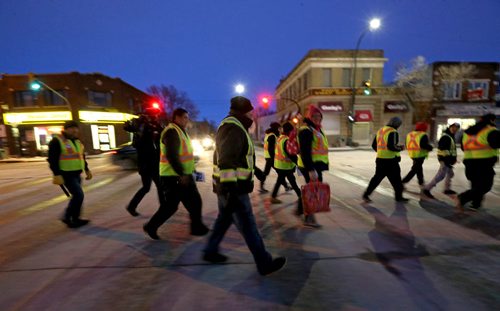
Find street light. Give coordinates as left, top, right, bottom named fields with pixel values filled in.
left=235, top=84, right=245, bottom=94
left=28, top=74, right=73, bottom=118
left=347, top=18, right=382, bottom=145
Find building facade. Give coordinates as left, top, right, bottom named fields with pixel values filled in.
left=0, top=72, right=150, bottom=157
left=273, top=49, right=411, bottom=146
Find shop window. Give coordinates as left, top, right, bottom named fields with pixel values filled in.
left=467, top=80, right=489, bottom=100
left=13, top=91, right=37, bottom=107
left=88, top=91, right=112, bottom=107
left=442, top=81, right=462, bottom=100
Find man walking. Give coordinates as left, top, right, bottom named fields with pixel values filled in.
left=48, top=121, right=92, bottom=228
left=402, top=122, right=433, bottom=189
left=143, top=108, right=209, bottom=239
left=363, top=117, right=409, bottom=203
left=423, top=123, right=460, bottom=199
left=259, top=122, right=289, bottom=193
left=204, top=96, right=286, bottom=276
left=457, top=114, right=499, bottom=211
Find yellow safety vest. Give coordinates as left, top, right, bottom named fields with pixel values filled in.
left=159, top=123, right=194, bottom=176
left=376, top=126, right=400, bottom=159
left=297, top=125, right=329, bottom=167
left=437, top=133, right=457, bottom=157
left=462, top=126, right=499, bottom=159
left=54, top=135, right=85, bottom=172
left=213, top=117, right=254, bottom=183
left=263, top=133, right=276, bottom=159
left=406, top=131, right=428, bottom=159
left=274, top=135, right=295, bottom=170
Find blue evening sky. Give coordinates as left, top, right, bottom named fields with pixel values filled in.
left=1, top=0, right=499, bottom=122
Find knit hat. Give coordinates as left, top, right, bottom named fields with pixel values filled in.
left=415, top=121, right=428, bottom=132
left=449, top=122, right=460, bottom=129
left=387, top=117, right=402, bottom=129
left=230, top=96, right=253, bottom=114
left=282, top=122, right=294, bottom=134
left=270, top=122, right=281, bottom=131
left=63, top=120, right=79, bottom=129
left=306, top=105, right=322, bottom=119
left=480, top=113, right=496, bottom=125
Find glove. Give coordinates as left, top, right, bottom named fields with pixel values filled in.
left=53, top=175, right=64, bottom=185
left=308, top=170, right=318, bottom=182
left=85, top=170, right=93, bottom=180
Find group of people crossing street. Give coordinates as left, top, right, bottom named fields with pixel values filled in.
left=47, top=94, right=498, bottom=275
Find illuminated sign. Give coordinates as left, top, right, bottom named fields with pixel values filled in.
left=319, top=102, right=344, bottom=112
left=3, top=111, right=72, bottom=124
left=384, top=102, right=409, bottom=112
left=79, top=111, right=137, bottom=123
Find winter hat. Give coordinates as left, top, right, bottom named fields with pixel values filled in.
left=270, top=122, right=281, bottom=131
left=230, top=96, right=253, bottom=114
left=306, top=105, right=322, bottom=119
left=282, top=122, right=294, bottom=134
left=387, top=117, right=402, bottom=129
left=63, top=120, right=79, bottom=129
left=415, top=121, right=428, bottom=132
left=480, top=113, right=496, bottom=125
left=449, top=122, right=460, bottom=129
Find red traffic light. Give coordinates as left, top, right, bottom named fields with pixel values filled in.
left=260, top=96, right=270, bottom=109
left=151, top=102, right=160, bottom=110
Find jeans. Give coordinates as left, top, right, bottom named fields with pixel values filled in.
left=425, top=162, right=454, bottom=191
left=127, top=171, right=165, bottom=211
left=62, top=174, right=84, bottom=221
left=205, top=193, right=272, bottom=270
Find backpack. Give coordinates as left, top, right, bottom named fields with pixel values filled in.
left=286, top=128, right=299, bottom=156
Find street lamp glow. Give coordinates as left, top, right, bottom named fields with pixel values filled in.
left=30, top=81, right=42, bottom=91
left=369, top=18, right=381, bottom=31
left=235, top=84, right=245, bottom=94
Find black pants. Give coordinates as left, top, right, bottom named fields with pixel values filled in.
left=272, top=169, right=301, bottom=198
left=459, top=162, right=495, bottom=209
left=365, top=159, right=404, bottom=200
left=261, top=158, right=288, bottom=188
left=127, top=171, right=165, bottom=212
left=299, top=168, right=324, bottom=183
left=146, top=176, right=204, bottom=231
left=402, top=157, right=426, bottom=185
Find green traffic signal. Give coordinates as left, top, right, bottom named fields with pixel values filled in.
left=362, top=80, right=371, bottom=95
left=30, top=81, right=42, bottom=91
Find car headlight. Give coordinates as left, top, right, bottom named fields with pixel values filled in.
left=192, top=139, right=204, bottom=156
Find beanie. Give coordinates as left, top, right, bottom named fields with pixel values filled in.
left=64, top=120, right=79, bottom=129
left=230, top=96, right=253, bottom=114
left=415, top=121, right=428, bottom=132
left=270, top=122, right=281, bottom=131
left=282, top=122, right=294, bottom=134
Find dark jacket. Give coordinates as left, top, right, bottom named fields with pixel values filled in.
left=264, top=128, right=279, bottom=159
left=137, top=119, right=163, bottom=175
left=437, top=128, right=457, bottom=166
left=162, top=122, right=187, bottom=177
left=461, top=121, right=500, bottom=166
left=419, top=134, right=434, bottom=152
left=298, top=118, right=329, bottom=172
left=213, top=114, right=255, bottom=195
left=48, top=133, right=89, bottom=176
left=371, top=126, right=403, bottom=162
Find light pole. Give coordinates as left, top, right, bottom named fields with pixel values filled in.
left=347, top=18, right=381, bottom=145
left=29, top=75, right=73, bottom=119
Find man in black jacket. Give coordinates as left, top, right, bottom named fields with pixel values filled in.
left=457, top=114, right=499, bottom=211
left=203, top=96, right=286, bottom=276
left=423, top=123, right=460, bottom=199
left=363, top=117, right=409, bottom=203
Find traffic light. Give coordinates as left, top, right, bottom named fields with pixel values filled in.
left=28, top=73, right=41, bottom=91
left=362, top=80, right=371, bottom=95
left=261, top=96, right=270, bottom=109
left=151, top=101, right=160, bottom=110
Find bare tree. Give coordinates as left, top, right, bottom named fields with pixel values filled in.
left=147, top=84, right=200, bottom=120
left=395, top=56, right=433, bottom=104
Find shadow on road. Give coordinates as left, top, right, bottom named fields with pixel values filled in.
left=360, top=202, right=449, bottom=310
left=420, top=199, right=500, bottom=240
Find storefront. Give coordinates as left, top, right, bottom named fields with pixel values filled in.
left=318, top=102, right=343, bottom=146
left=352, top=106, right=374, bottom=145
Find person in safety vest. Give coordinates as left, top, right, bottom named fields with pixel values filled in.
left=270, top=122, right=302, bottom=209
left=203, top=96, right=287, bottom=276
left=143, top=108, right=209, bottom=240
left=297, top=105, right=329, bottom=228
left=257, top=122, right=290, bottom=193
left=401, top=122, right=433, bottom=188
left=456, top=114, right=500, bottom=211
left=423, top=123, right=460, bottom=199
left=363, top=117, right=409, bottom=203
left=48, top=120, right=92, bottom=228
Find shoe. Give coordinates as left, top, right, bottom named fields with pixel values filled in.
left=203, top=252, right=228, bottom=263
left=303, top=215, right=322, bottom=228
left=191, top=224, right=210, bottom=236
left=61, top=218, right=76, bottom=228
left=395, top=197, right=409, bottom=203
left=285, top=186, right=293, bottom=192
left=259, top=188, right=269, bottom=194
left=443, top=189, right=457, bottom=195
left=72, top=219, right=90, bottom=228
left=270, top=197, right=282, bottom=204
left=126, top=206, right=140, bottom=217
left=422, top=189, right=435, bottom=199
left=362, top=194, right=372, bottom=203
left=143, top=224, right=160, bottom=240
left=259, top=257, right=287, bottom=276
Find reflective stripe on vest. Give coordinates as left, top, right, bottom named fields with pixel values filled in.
left=437, top=133, right=457, bottom=157
left=54, top=135, right=85, bottom=171
left=159, top=123, right=194, bottom=176
left=263, top=133, right=276, bottom=159
left=297, top=125, right=329, bottom=167
left=376, top=126, right=400, bottom=159
left=462, top=126, right=499, bottom=159
left=213, top=117, right=254, bottom=183
left=406, top=131, right=428, bottom=159
left=274, top=135, right=295, bottom=170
